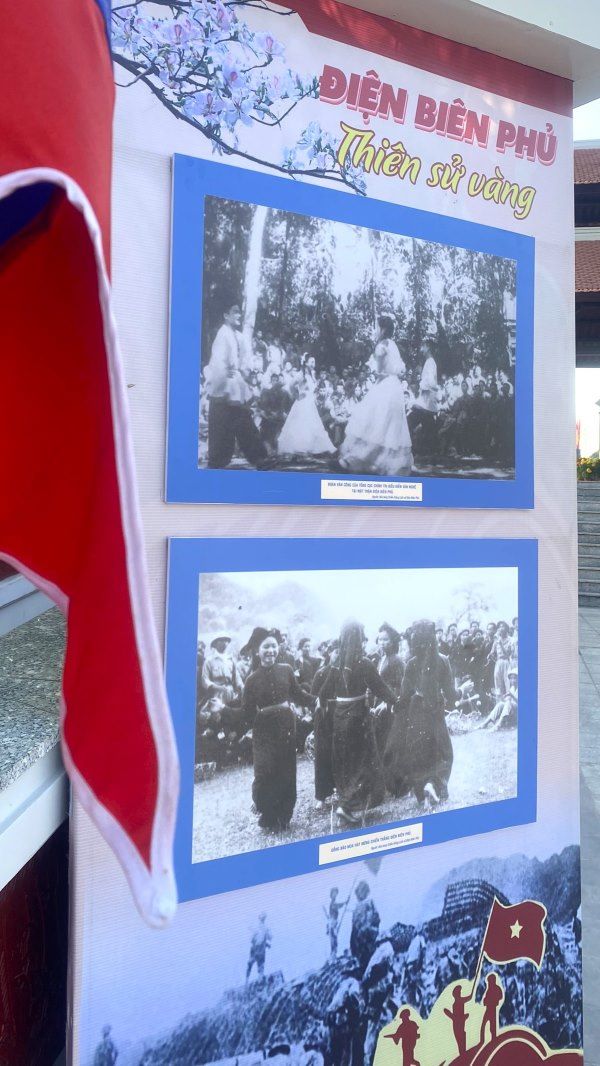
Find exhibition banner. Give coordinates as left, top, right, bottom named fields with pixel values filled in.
left=68, top=2, right=580, bottom=1064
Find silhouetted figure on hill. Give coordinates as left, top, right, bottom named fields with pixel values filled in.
left=385, top=1008, right=421, bottom=1065
left=480, top=974, right=503, bottom=1045
left=444, top=985, right=470, bottom=1057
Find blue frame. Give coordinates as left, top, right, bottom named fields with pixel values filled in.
left=166, top=154, right=535, bottom=509
left=166, top=537, right=538, bottom=902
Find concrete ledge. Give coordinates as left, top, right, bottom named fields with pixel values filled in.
left=0, top=744, right=68, bottom=893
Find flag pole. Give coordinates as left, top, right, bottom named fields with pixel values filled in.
left=468, top=899, right=495, bottom=1002
left=337, top=874, right=359, bottom=935
left=468, top=941, right=487, bottom=1003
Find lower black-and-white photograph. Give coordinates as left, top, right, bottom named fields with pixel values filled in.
left=87, top=842, right=581, bottom=1066
left=199, top=194, right=517, bottom=480
left=193, top=565, right=520, bottom=866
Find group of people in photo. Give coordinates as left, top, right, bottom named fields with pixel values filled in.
left=196, top=615, right=519, bottom=833
left=201, top=302, right=515, bottom=475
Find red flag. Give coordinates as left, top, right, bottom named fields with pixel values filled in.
left=482, top=899, right=547, bottom=969
left=0, top=2, right=179, bottom=924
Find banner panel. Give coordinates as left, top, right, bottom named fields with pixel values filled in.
left=68, top=2, right=580, bottom=1065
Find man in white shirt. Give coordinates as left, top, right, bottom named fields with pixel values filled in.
left=205, top=301, right=267, bottom=468
left=408, top=338, right=440, bottom=457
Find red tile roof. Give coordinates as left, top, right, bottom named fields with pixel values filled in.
left=576, top=240, right=600, bottom=293
left=575, top=148, right=600, bottom=185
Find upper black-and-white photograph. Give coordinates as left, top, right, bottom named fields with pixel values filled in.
left=193, top=566, right=519, bottom=866
left=200, top=195, right=517, bottom=480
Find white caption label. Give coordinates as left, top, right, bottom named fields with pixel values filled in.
left=321, top=479, right=423, bottom=502
left=318, top=823, right=423, bottom=865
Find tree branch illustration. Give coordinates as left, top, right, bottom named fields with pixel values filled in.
left=111, top=0, right=366, bottom=193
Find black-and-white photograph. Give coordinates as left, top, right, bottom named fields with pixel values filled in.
left=200, top=196, right=517, bottom=479
left=89, top=843, right=581, bottom=1066
left=193, top=567, right=519, bottom=865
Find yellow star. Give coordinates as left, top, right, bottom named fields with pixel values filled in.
left=510, top=920, right=523, bottom=939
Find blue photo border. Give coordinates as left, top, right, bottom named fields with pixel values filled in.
left=166, top=537, right=538, bottom=902
left=166, top=154, right=535, bottom=509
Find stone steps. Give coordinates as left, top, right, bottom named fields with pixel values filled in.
left=579, top=484, right=600, bottom=606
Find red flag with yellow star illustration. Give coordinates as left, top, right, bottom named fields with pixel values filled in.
left=481, top=899, right=547, bottom=969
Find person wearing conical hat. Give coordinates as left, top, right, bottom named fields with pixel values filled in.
left=201, top=633, right=239, bottom=705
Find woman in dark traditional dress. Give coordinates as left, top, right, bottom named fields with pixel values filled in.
left=374, top=623, right=404, bottom=757
left=377, top=624, right=405, bottom=694
left=313, top=621, right=395, bottom=826
left=243, top=632, right=314, bottom=830
left=311, top=641, right=339, bottom=805
left=384, top=619, right=456, bottom=807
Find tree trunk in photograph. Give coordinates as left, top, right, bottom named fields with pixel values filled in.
left=368, top=228, right=381, bottom=330
left=276, top=215, right=291, bottom=337
left=412, top=238, right=422, bottom=354
left=243, top=204, right=268, bottom=344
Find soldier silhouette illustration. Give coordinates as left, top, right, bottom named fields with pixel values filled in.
left=480, top=973, right=504, bottom=1045
left=384, top=1008, right=421, bottom=1065
left=444, top=985, right=470, bottom=1057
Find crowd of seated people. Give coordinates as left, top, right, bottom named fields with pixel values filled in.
left=200, top=331, right=515, bottom=467
left=195, top=616, right=519, bottom=773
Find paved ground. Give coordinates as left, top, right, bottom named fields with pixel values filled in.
left=580, top=607, right=600, bottom=1064
left=193, top=724, right=517, bottom=865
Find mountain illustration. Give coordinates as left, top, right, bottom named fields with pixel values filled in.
left=129, top=848, right=581, bottom=1066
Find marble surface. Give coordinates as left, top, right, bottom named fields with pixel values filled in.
left=0, top=608, right=65, bottom=792
left=580, top=607, right=600, bottom=1066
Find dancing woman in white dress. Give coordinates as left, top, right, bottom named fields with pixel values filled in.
left=277, top=355, right=335, bottom=456
left=339, top=315, right=413, bottom=475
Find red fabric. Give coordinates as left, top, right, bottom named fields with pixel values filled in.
left=0, top=0, right=113, bottom=255
left=482, top=899, right=546, bottom=968
left=0, top=198, right=159, bottom=866
left=0, top=3, right=176, bottom=912
left=291, top=0, right=573, bottom=117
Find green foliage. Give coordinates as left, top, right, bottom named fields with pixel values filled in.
left=577, top=456, right=600, bottom=480
left=201, top=198, right=516, bottom=375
